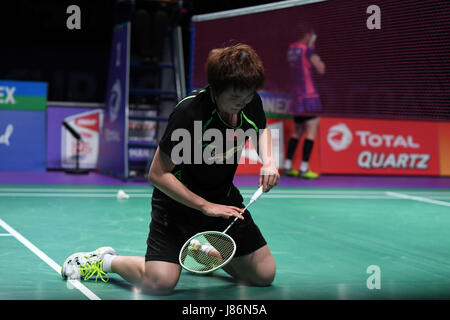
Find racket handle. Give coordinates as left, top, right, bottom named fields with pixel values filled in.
left=251, top=186, right=264, bottom=203
left=223, top=186, right=264, bottom=234
left=224, top=216, right=239, bottom=234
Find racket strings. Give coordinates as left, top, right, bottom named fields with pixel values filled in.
left=180, top=232, right=235, bottom=272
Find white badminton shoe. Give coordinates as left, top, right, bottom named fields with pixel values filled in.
left=61, top=246, right=117, bottom=282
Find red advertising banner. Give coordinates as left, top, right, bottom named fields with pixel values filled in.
left=438, top=122, right=450, bottom=176
left=319, top=118, right=440, bottom=176
left=236, top=117, right=321, bottom=175
left=61, top=109, right=103, bottom=170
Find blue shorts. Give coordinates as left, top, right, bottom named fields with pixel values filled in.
left=290, top=96, right=322, bottom=114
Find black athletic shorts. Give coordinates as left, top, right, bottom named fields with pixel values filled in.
left=293, top=115, right=318, bottom=124
left=145, top=187, right=267, bottom=263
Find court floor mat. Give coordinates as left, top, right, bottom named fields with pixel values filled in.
left=1, top=185, right=450, bottom=300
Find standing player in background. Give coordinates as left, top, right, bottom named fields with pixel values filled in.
left=283, top=23, right=326, bottom=179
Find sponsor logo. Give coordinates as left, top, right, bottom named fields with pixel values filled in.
left=61, top=110, right=103, bottom=169
left=75, top=115, right=99, bottom=131
left=105, top=128, right=121, bottom=142
left=259, top=92, right=291, bottom=114
left=353, top=130, right=426, bottom=170
left=326, top=121, right=430, bottom=171
left=355, top=131, right=419, bottom=149
left=108, top=79, right=122, bottom=123
left=327, top=123, right=353, bottom=151
left=0, top=124, right=13, bottom=146
left=0, top=86, right=16, bottom=104
left=358, top=151, right=430, bottom=170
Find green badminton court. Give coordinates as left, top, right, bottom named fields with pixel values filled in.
left=1, top=185, right=450, bottom=300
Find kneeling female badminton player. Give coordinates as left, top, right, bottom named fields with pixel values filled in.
left=61, top=43, right=280, bottom=295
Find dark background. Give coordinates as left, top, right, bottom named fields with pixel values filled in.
left=1, top=0, right=449, bottom=121
left=191, top=0, right=450, bottom=120
left=0, top=0, right=276, bottom=103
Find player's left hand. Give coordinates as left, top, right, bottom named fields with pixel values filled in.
left=259, top=164, right=280, bottom=192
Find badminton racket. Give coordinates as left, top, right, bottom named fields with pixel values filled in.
left=179, top=186, right=264, bottom=274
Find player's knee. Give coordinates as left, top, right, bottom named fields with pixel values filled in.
left=306, top=118, right=320, bottom=132
left=252, top=263, right=276, bottom=287
left=141, top=275, right=177, bottom=295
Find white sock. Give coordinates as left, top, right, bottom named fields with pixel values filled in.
left=102, top=254, right=117, bottom=273
left=284, top=159, right=292, bottom=170
left=300, top=161, right=309, bottom=173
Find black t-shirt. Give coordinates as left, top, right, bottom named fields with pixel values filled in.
left=152, top=86, right=266, bottom=209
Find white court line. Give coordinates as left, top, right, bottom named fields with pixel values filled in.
left=0, top=192, right=441, bottom=200
left=0, top=218, right=100, bottom=300
left=0, top=189, right=389, bottom=195
left=5, top=188, right=447, bottom=195
left=386, top=192, right=450, bottom=207
left=251, top=190, right=450, bottom=194
left=1, top=190, right=449, bottom=200
left=0, top=188, right=399, bottom=194
left=241, top=190, right=450, bottom=195
left=1, top=188, right=449, bottom=197
left=0, top=193, right=151, bottom=198
left=0, top=192, right=401, bottom=199
left=0, top=188, right=382, bottom=194
left=0, top=188, right=151, bottom=193
left=0, top=233, right=13, bottom=236
left=243, top=194, right=403, bottom=199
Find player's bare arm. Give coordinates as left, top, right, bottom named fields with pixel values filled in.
left=310, top=54, right=326, bottom=74
left=258, top=127, right=280, bottom=192
left=148, top=147, right=243, bottom=220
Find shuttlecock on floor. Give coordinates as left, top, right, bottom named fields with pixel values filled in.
left=117, top=189, right=130, bottom=200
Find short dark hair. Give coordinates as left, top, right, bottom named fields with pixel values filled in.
left=295, top=22, right=314, bottom=39
left=205, top=43, right=265, bottom=96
